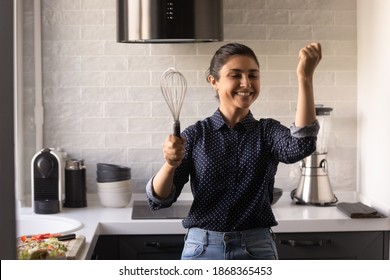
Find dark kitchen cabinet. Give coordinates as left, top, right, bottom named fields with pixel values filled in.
left=91, top=231, right=389, bottom=260
left=275, top=231, right=389, bottom=260
left=118, top=235, right=184, bottom=260
left=91, top=234, right=184, bottom=260
left=91, top=235, right=119, bottom=260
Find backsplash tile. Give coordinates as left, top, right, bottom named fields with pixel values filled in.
left=22, top=0, right=357, bottom=195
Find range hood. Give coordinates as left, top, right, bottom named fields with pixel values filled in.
left=117, top=0, right=223, bottom=43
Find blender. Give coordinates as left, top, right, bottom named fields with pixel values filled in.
left=291, top=105, right=338, bottom=206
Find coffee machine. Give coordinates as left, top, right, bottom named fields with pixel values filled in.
left=31, top=148, right=65, bottom=214
left=291, top=106, right=338, bottom=206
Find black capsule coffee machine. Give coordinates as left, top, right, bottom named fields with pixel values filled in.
left=31, top=148, right=64, bottom=214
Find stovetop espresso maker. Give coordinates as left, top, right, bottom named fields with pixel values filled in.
left=291, top=105, right=338, bottom=206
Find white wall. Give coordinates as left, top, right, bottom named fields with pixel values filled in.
left=357, top=0, right=390, bottom=214
left=21, top=0, right=358, bottom=195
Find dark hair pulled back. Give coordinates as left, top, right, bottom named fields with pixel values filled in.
left=206, top=43, right=259, bottom=82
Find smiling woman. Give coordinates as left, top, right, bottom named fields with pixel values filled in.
left=208, top=55, right=261, bottom=128
left=147, top=42, right=321, bottom=260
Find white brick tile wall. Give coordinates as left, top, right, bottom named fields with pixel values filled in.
left=290, top=11, right=334, bottom=25
left=128, top=118, right=170, bottom=133
left=225, top=0, right=265, bottom=10
left=82, top=149, right=127, bottom=164
left=310, top=0, right=356, bottom=10
left=105, top=102, right=150, bottom=117
left=44, top=87, right=81, bottom=103
left=224, top=10, right=244, bottom=25
left=266, top=0, right=310, bottom=10
left=151, top=44, right=197, bottom=56
left=128, top=56, right=174, bottom=71
left=81, top=26, right=115, bottom=41
left=261, top=72, right=290, bottom=86
left=60, top=132, right=106, bottom=149
left=106, top=133, right=151, bottom=149
left=81, top=0, right=116, bottom=10
left=313, top=26, right=356, bottom=41
left=43, top=41, right=104, bottom=56
left=43, top=25, right=80, bottom=40
left=59, top=102, right=104, bottom=118
left=82, top=118, right=127, bottom=133
left=335, top=72, right=357, bottom=86
left=267, top=26, right=312, bottom=40
left=82, top=87, right=127, bottom=102
left=43, top=56, right=80, bottom=72
left=59, top=72, right=104, bottom=87
left=105, top=72, right=150, bottom=86
left=42, top=10, right=104, bottom=25
left=42, top=0, right=80, bottom=11
left=334, top=11, right=357, bottom=25
left=104, top=41, right=150, bottom=55
left=22, top=0, right=358, bottom=195
left=246, top=10, right=289, bottom=25
left=225, top=26, right=267, bottom=40
left=82, top=56, right=127, bottom=71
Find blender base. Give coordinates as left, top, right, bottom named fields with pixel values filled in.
left=290, top=188, right=338, bottom=207
left=292, top=153, right=338, bottom=207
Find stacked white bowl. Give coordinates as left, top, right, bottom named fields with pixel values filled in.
left=96, top=163, right=132, bottom=208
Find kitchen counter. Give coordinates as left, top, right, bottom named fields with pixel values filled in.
left=17, top=191, right=390, bottom=260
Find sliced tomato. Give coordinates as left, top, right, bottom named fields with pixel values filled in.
left=20, top=232, right=62, bottom=243
left=32, top=233, right=49, bottom=240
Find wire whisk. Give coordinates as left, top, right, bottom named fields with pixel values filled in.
left=160, top=67, right=187, bottom=137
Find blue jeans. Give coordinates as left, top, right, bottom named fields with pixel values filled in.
left=181, top=227, right=279, bottom=260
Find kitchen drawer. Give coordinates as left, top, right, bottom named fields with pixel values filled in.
left=91, top=235, right=119, bottom=260
left=118, top=235, right=185, bottom=260
left=275, top=231, right=389, bottom=260
left=92, top=231, right=389, bottom=260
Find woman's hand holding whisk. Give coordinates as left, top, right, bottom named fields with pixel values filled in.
left=163, top=135, right=185, bottom=167
left=150, top=135, right=185, bottom=199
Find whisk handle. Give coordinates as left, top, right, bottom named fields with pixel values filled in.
left=173, top=120, right=181, bottom=137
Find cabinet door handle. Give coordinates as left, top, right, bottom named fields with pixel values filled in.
left=144, top=242, right=183, bottom=249
left=279, top=239, right=332, bottom=247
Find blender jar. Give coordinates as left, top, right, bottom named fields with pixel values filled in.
left=315, top=106, right=333, bottom=154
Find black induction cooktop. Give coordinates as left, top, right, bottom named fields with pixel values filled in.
left=131, top=200, right=192, bottom=219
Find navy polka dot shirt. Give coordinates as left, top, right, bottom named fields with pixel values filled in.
left=147, top=109, right=319, bottom=232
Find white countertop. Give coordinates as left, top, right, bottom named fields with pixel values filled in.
left=17, top=191, right=390, bottom=260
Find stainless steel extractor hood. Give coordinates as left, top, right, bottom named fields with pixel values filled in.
left=117, top=0, right=224, bottom=43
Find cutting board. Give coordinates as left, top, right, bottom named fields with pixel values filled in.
left=64, top=235, right=86, bottom=260
left=17, top=234, right=86, bottom=260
